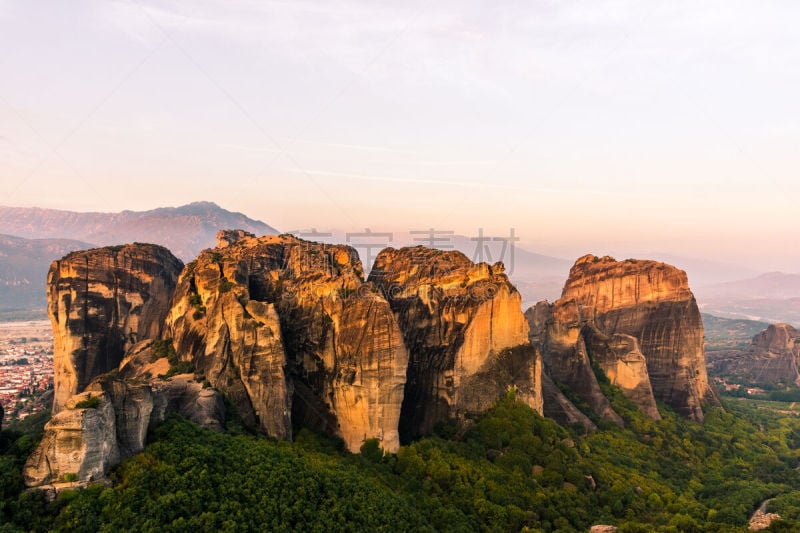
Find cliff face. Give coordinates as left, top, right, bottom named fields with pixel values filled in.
left=558, top=255, right=715, bottom=421
left=368, top=246, right=542, bottom=440
left=708, top=324, right=800, bottom=386
left=31, top=231, right=548, bottom=487
left=527, top=300, right=624, bottom=426
left=166, top=231, right=407, bottom=453
left=539, top=371, right=597, bottom=432
left=583, top=329, right=661, bottom=420
left=24, top=390, right=120, bottom=487
left=48, top=244, right=183, bottom=413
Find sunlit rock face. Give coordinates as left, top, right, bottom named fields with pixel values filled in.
left=166, top=231, right=408, bottom=453
left=36, top=231, right=547, bottom=480
left=368, top=246, right=542, bottom=441
left=48, top=244, right=183, bottom=413
left=23, top=390, right=120, bottom=487
left=532, top=254, right=717, bottom=423
left=708, top=324, right=800, bottom=386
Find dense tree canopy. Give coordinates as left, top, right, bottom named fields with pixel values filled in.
left=3, top=382, right=800, bottom=532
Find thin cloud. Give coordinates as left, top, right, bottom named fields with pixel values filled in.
left=280, top=137, right=417, bottom=154
left=408, top=159, right=498, bottom=166
left=283, top=168, right=522, bottom=190
left=221, top=143, right=290, bottom=154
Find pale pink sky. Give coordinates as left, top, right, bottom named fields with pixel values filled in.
left=1, top=1, right=798, bottom=271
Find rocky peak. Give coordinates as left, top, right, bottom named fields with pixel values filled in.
left=709, top=323, right=800, bottom=387
left=48, top=243, right=183, bottom=413
left=753, top=323, right=799, bottom=352
left=166, top=233, right=405, bottom=452
left=216, top=229, right=256, bottom=248
left=551, top=254, right=716, bottom=422
left=562, top=255, right=694, bottom=312
left=369, top=246, right=541, bottom=441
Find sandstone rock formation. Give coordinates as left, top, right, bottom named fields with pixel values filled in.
left=561, top=255, right=717, bottom=421
left=24, top=390, right=119, bottom=486
left=48, top=243, right=183, bottom=413
left=530, top=254, right=716, bottom=423
left=166, top=231, right=408, bottom=453
left=368, top=246, right=542, bottom=440
left=707, top=323, right=800, bottom=386
left=583, top=328, right=661, bottom=420
left=114, top=342, right=225, bottom=434
left=24, top=341, right=225, bottom=487
left=539, top=372, right=597, bottom=432
left=527, top=300, right=624, bottom=426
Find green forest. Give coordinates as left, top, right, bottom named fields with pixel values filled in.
left=3, top=378, right=800, bottom=532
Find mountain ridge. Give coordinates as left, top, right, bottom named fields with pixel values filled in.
left=0, top=201, right=278, bottom=261
left=0, top=203, right=279, bottom=317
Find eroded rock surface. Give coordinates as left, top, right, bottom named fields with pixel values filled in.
left=583, top=329, right=661, bottom=420
left=24, top=345, right=225, bottom=487
left=24, top=390, right=119, bottom=487
left=527, top=300, right=623, bottom=426
left=48, top=244, right=182, bottom=412
left=166, top=232, right=407, bottom=452
left=539, top=371, right=597, bottom=432
left=561, top=255, right=717, bottom=421
left=368, top=246, right=542, bottom=440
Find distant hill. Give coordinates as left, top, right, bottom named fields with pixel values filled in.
left=0, top=234, right=95, bottom=318
left=702, top=313, right=770, bottom=351
left=698, top=272, right=800, bottom=300
left=0, top=202, right=278, bottom=261
left=695, top=272, right=800, bottom=324
left=643, top=253, right=761, bottom=287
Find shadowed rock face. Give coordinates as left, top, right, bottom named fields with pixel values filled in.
left=166, top=231, right=408, bottom=452
left=527, top=300, right=624, bottom=426
left=561, top=254, right=716, bottom=421
left=539, top=372, right=597, bottom=432
left=48, top=244, right=183, bottom=413
left=708, top=324, right=800, bottom=386
left=368, top=246, right=542, bottom=441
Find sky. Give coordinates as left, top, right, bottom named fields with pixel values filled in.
left=1, top=0, right=798, bottom=271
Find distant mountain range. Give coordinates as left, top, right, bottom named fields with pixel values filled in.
left=698, top=272, right=800, bottom=300
left=644, top=253, right=761, bottom=287
left=0, top=234, right=95, bottom=318
left=0, top=202, right=278, bottom=319
left=0, top=202, right=277, bottom=262
left=695, top=272, right=800, bottom=325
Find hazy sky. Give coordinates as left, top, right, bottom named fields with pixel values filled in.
left=1, top=1, right=798, bottom=270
